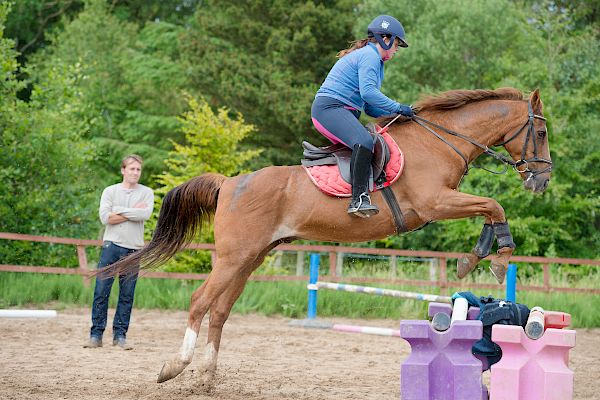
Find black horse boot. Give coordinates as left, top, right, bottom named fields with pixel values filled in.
left=347, top=144, right=379, bottom=218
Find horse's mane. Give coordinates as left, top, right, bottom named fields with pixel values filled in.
left=414, top=87, right=523, bottom=112
left=378, top=87, right=524, bottom=125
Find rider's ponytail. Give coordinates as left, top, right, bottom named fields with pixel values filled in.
left=336, top=38, right=374, bottom=58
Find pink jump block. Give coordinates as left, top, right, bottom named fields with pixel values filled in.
left=490, top=325, right=576, bottom=400
left=400, top=320, right=488, bottom=400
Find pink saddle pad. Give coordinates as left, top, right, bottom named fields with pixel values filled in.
left=303, top=131, right=404, bottom=197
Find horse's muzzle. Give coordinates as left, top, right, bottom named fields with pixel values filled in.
left=523, top=172, right=550, bottom=193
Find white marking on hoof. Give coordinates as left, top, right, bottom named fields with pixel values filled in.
left=156, top=327, right=197, bottom=383
left=200, top=343, right=218, bottom=388
left=179, top=327, right=198, bottom=363
left=202, top=343, right=218, bottom=372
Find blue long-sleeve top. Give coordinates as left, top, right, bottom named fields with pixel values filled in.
left=316, top=42, right=401, bottom=118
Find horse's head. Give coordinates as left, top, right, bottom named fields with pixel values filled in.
left=499, top=89, right=552, bottom=193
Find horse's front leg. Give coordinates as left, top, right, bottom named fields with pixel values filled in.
left=431, top=189, right=516, bottom=283
left=457, top=219, right=494, bottom=279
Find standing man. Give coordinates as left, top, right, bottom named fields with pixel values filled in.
left=84, top=154, right=154, bottom=350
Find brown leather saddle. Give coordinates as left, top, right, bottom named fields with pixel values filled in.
left=300, top=123, right=391, bottom=189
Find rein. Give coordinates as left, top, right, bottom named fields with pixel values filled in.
left=409, top=101, right=552, bottom=177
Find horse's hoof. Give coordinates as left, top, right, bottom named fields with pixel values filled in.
left=457, top=253, right=481, bottom=279
left=157, top=360, right=189, bottom=383
left=489, top=263, right=507, bottom=284
left=200, top=368, right=216, bottom=391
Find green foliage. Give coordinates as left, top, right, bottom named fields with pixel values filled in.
left=180, top=0, right=356, bottom=166
left=153, top=95, right=260, bottom=272
left=0, top=2, right=97, bottom=266
left=28, top=0, right=191, bottom=182
left=156, top=95, right=261, bottom=188
left=4, top=0, right=82, bottom=61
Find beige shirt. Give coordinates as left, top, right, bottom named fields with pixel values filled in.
left=99, top=183, right=154, bottom=249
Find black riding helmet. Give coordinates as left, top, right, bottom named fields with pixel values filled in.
left=367, top=15, right=408, bottom=50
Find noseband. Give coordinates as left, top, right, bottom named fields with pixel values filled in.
left=402, top=100, right=553, bottom=177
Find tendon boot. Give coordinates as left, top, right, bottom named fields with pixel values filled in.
left=347, top=144, right=379, bottom=218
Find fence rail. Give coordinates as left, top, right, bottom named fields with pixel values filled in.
left=1, top=232, right=599, bottom=294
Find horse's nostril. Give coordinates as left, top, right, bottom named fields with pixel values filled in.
left=542, top=179, right=549, bottom=190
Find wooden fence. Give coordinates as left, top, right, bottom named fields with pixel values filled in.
left=1, top=232, right=599, bottom=295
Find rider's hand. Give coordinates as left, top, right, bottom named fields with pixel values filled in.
left=397, top=104, right=415, bottom=118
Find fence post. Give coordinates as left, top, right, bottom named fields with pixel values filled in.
left=542, top=263, right=551, bottom=292
left=296, top=250, right=305, bottom=276
left=506, top=263, right=517, bottom=302
left=429, top=258, right=437, bottom=282
left=307, top=254, right=320, bottom=319
left=328, top=251, right=337, bottom=277
left=76, top=245, right=90, bottom=287
left=390, top=255, right=397, bottom=279
left=336, top=252, right=344, bottom=277
left=439, top=257, right=448, bottom=295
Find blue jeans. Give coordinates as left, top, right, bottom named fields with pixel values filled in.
left=90, top=241, right=139, bottom=340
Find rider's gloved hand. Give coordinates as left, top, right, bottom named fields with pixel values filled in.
left=397, top=103, right=415, bottom=118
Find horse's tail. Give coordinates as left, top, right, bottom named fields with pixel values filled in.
left=105, top=173, right=227, bottom=276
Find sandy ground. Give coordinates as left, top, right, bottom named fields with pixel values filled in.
left=0, top=308, right=598, bottom=400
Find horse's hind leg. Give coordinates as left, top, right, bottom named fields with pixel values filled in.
left=156, top=280, right=207, bottom=383
left=457, top=221, right=495, bottom=278
left=156, top=259, right=247, bottom=383
left=198, top=272, right=251, bottom=388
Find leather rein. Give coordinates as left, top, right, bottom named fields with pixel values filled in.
left=379, top=101, right=553, bottom=177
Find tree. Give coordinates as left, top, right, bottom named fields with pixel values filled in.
left=0, top=1, right=98, bottom=266
left=153, top=95, right=260, bottom=272
left=29, top=0, right=193, bottom=182
left=180, top=0, right=356, bottom=167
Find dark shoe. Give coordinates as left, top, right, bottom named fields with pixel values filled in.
left=83, top=337, right=103, bottom=348
left=113, top=337, right=133, bottom=350
left=347, top=193, right=379, bottom=218
left=347, top=144, right=379, bottom=218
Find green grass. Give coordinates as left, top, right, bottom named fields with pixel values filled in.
left=1, top=271, right=599, bottom=327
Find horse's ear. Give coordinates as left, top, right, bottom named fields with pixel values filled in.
left=529, top=88, right=543, bottom=114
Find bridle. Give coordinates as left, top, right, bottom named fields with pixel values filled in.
left=379, top=100, right=553, bottom=177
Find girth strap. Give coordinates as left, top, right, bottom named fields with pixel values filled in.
left=381, top=186, right=407, bottom=234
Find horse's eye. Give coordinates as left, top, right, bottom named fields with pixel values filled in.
left=537, top=130, right=547, bottom=138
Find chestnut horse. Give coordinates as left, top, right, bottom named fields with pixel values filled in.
left=108, top=88, right=551, bottom=386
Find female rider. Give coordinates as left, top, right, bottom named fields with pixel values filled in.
left=311, top=15, right=414, bottom=217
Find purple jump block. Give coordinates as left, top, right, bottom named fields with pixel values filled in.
left=490, top=325, right=576, bottom=400
left=400, top=320, right=488, bottom=400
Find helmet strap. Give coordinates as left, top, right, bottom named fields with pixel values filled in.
left=372, top=33, right=395, bottom=51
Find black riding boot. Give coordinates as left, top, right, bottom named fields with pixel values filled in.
left=347, top=144, right=379, bottom=218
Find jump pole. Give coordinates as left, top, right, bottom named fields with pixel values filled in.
left=0, top=310, right=57, bottom=318
left=301, top=253, right=453, bottom=337
left=310, top=282, right=452, bottom=304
